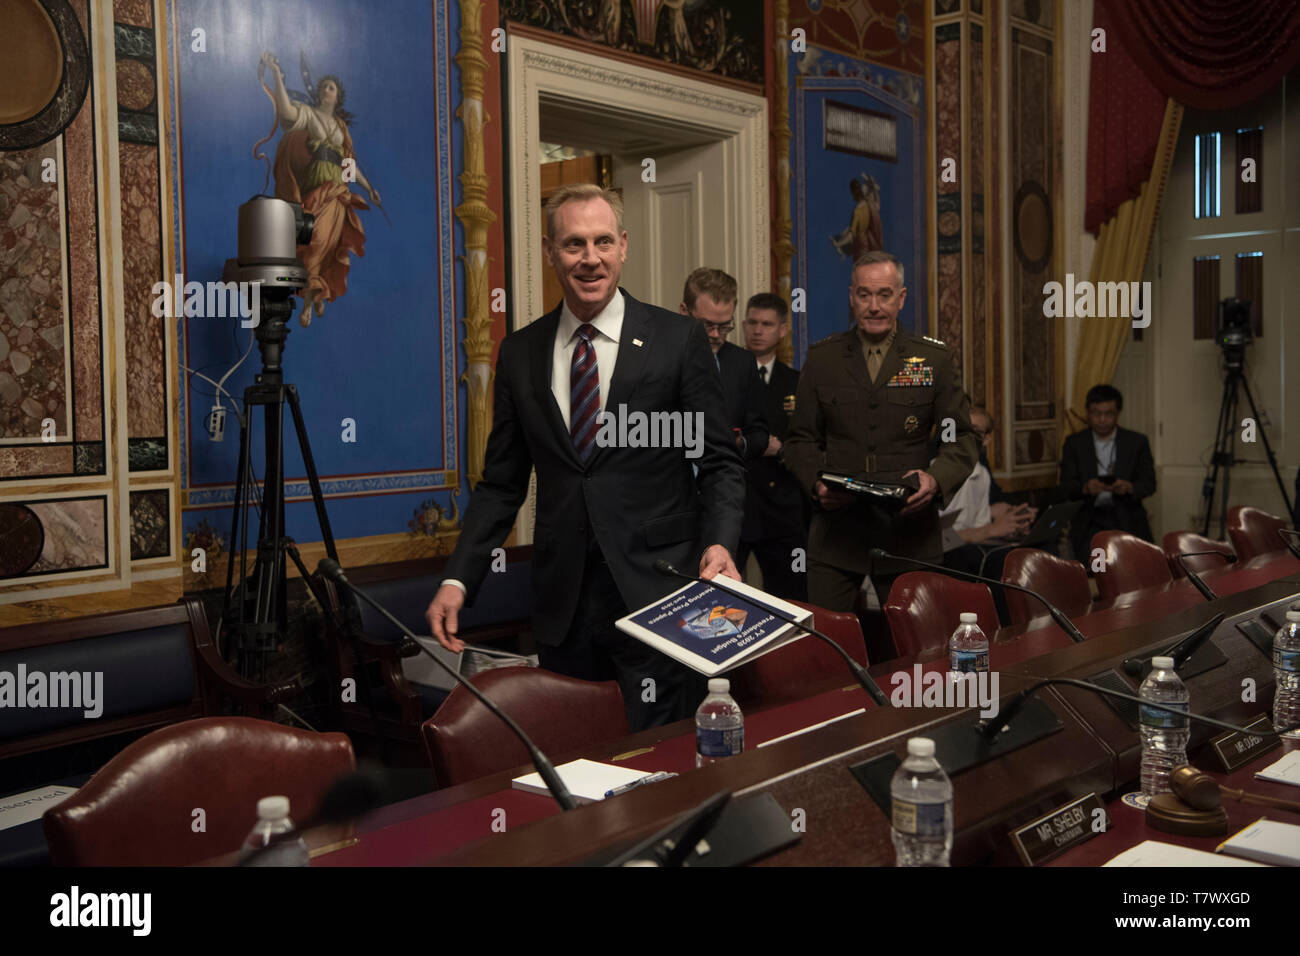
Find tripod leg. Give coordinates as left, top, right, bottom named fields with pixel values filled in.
left=1237, top=376, right=1296, bottom=518
left=1201, top=375, right=1234, bottom=536
left=287, top=385, right=339, bottom=561
left=1220, top=376, right=1240, bottom=539
left=222, top=408, right=252, bottom=655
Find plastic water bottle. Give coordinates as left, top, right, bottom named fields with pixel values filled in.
left=948, top=612, right=989, bottom=673
left=1139, top=656, right=1190, bottom=797
left=695, top=678, right=743, bottom=767
left=1273, top=610, right=1300, bottom=738
left=890, top=737, right=953, bottom=867
left=240, top=795, right=310, bottom=866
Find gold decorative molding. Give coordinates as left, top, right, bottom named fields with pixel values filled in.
left=455, top=0, right=497, bottom=488
left=773, top=0, right=794, bottom=366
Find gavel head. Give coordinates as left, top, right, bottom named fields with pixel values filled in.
left=1169, top=765, right=1221, bottom=810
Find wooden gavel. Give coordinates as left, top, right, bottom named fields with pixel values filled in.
left=1169, top=765, right=1300, bottom=814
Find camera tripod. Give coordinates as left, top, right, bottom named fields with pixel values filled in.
left=220, top=291, right=338, bottom=682
left=1199, top=354, right=1292, bottom=539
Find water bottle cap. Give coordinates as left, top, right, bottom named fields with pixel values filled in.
left=256, top=795, right=290, bottom=820
left=1151, top=656, right=1175, bottom=670
left=707, top=678, right=730, bottom=694
left=959, top=612, right=978, bottom=624
left=906, top=737, right=935, bottom=757
left=1287, top=611, right=1300, bottom=623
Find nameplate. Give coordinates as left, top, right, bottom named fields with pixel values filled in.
left=1208, top=715, right=1279, bottom=773
left=1009, top=793, right=1107, bottom=867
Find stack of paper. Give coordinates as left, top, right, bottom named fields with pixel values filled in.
left=1254, top=750, right=1300, bottom=787
left=1103, top=840, right=1265, bottom=867
left=1217, top=819, right=1300, bottom=866
left=511, top=759, right=650, bottom=804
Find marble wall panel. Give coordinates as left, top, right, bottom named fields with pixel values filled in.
left=25, top=497, right=109, bottom=574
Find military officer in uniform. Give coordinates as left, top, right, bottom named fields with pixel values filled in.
left=784, top=251, right=979, bottom=612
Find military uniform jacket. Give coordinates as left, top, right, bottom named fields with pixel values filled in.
left=784, top=327, right=979, bottom=574
left=742, top=359, right=807, bottom=544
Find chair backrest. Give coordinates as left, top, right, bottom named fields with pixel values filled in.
left=421, top=667, right=627, bottom=788
left=42, top=717, right=354, bottom=866
left=999, top=548, right=1092, bottom=627
left=1227, top=506, right=1288, bottom=561
left=1091, top=531, right=1172, bottom=600
left=883, top=572, right=999, bottom=660
left=1161, top=531, right=1236, bottom=578
left=730, top=600, right=869, bottom=707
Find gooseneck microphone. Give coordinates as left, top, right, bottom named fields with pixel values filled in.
left=1278, top=528, right=1300, bottom=562
left=652, top=559, right=889, bottom=707
left=867, top=548, right=1087, bottom=644
left=978, top=676, right=1300, bottom=742
left=1121, top=612, right=1225, bottom=678
left=1174, top=549, right=1237, bottom=601
left=318, top=559, right=578, bottom=811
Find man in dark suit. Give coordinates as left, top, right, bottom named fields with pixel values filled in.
left=784, top=251, right=979, bottom=612
left=426, top=184, right=745, bottom=731
left=736, top=292, right=808, bottom=600
left=1058, top=383, right=1156, bottom=563
left=679, top=267, right=769, bottom=461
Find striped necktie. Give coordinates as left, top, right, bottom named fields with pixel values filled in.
left=570, top=323, right=600, bottom=462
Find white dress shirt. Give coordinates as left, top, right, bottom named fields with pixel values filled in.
left=756, top=355, right=775, bottom=384
left=1093, top=431, right=1116, bottom=507
left=940, top=460, right=991, bottom=532
left=551, top=292, right=624, bottom=429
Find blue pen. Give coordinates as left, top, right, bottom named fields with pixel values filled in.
left=605, top=771, right=677, bottom=798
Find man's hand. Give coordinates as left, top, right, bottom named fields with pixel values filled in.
left=425, top=584, right=466, bottom=652
left=814, top=479, right=856, bottom=511
left=764, top=435, right=783, bottom=457
left=989, top=509, right=1028, bottom=538
left=1083, top=477, right=1108, bottom=496
left=700, top=544, right=741, bottom=581
left=1110, top=478, right=1134, bottom=495
left=899, top=469, right=938, bottom=516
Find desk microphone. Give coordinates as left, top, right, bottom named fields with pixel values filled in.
left=318, top=558, right=578, bottom=811
left=977, top=676, right=1300, bottom=742
left=652, top=559, right=889, bottom=707
left=1120, top=612, right=1225, bottom=678
left=1174, top=549, right=1237, bottom=601
left=867, top=548, right=1087, bottom=644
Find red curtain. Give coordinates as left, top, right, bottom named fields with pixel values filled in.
left=1086, top=2, right=1167, bottom=233
left=1100, top=0, right=1300, bottom=111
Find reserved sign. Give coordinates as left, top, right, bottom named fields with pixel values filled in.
left=1209, top=715, right=1279, bottom=773
left=1010, top=793, right=1108, bottom=866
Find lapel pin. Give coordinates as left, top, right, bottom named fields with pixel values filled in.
left=632, top=338, right=643, bottom=347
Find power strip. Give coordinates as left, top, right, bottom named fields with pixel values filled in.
left=207, top=404, right=226, bottom=442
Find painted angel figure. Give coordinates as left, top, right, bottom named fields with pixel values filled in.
left=831, top=173, right=884, bottom=261
left=254, top=51, right=383, bottom=326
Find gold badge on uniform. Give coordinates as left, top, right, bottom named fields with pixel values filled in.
left=904, top=414, right=920, bottom=435
left=782, top=394, right=796, bottom=413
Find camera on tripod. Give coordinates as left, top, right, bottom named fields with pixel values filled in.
left=222, top=195, right=314, bottom=291
left=1215, top=297, right=1253, bottom=368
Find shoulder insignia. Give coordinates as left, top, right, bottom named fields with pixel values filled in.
left=809, top=332, right=845, bottom=349
left=920, top=334, right=948, bottom=349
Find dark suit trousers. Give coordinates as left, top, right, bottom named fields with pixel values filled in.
left=537, top=536, right=707, bottom=732
left=807, top=557, right=899, bottom=616
left=738, top=538, right=808, bottom=602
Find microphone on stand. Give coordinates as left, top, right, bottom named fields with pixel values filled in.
left=978, top=676, right=1300, bottom=742
left=1174, top=549, right=1237, bottom=601
left=318, top=559, right=577, bottom=812
left=652, top=559, right=889, bottom=707
left=1120, top=612, right=1225, bottom=678
left=867, top=548, right=1087, bottom=644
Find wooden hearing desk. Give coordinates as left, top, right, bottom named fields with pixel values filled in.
left=310, top=553, right=1299, bottom=867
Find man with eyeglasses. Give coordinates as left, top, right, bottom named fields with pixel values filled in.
left=679, top=268, right=769, bottom=461
left=785, top=251, right=979, bottom=613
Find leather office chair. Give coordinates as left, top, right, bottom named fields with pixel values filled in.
left=883, top=572, right=1000, bottom=660
left=42, top=717, right=354, bottom=866
left=999, top=548, right=1092, bottom=627
left=1090, top=531, right=1172, bottom=600
left=730, top=600, right=869, bottom=707
left=422, top=667, right=627, bottom=788
left=1161, top=531, right=1236, bottom=578
left=1226, top=506, right=1289, bottom=561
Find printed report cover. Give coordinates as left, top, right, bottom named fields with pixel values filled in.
left=616, top=577, right=811, bottom=676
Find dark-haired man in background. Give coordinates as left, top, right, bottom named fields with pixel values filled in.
left=1058, top=383, right=1156, bottom=562
left=737, top=292, right=808, bottom=600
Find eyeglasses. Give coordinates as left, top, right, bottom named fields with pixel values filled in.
left=701, top=321, right=735, bottom=334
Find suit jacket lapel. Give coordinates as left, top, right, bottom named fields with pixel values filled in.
left=870, top=333, right=906, bottom=393
left=842, top=333, right=870, bottom=392
left=1114, top=428, right=1134, bottom=478
left=531, top=307, right=582, bottom=469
